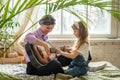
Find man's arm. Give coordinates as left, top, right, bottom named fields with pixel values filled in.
left=24, top=33, right=37, bottom=44
left=24, top=32, right=50, bottom=56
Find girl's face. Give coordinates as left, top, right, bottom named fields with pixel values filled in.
left=73, top=28, right=80, bottom=38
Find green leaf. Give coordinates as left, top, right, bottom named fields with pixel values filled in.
left=9, top=0, right=20, bottom=18
left=108, top=10, right=120, bottom=21
left=2, top=0, right=10, bottom=24
left=17, top=0, right=27, bottom=12
left=0, top=72, right=22, bottom=80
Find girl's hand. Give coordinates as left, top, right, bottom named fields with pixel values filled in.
left=55, top=46, right=62, bottom=54
left=63, top=45, right=71, bottom=52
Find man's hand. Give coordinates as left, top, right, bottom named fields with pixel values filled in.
left=49, top=53, right=56, bottom=60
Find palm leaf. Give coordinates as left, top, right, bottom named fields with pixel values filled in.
left=0, top=0, right=48, bottom=28
left=17, top=0, right=27, bottom=12
left=108, top=10, right=120, bottom=20
left=1, top=0, right=10, bottom=25
left=0, top=4, right=5, bottom=15
left=9, top=0, right=20, bottom=20
left=24, top=0, right=37, bottom=9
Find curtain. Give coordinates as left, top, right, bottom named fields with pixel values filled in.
left=13, top=8, right=35, bottom=56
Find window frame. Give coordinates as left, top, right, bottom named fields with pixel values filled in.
left=49, top=11, right=119, bottom=40
left=18, top=0, right=120, bottom=39
left=49, top=0, right=120, bottom=39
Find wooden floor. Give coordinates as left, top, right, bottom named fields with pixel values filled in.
left=0, top=56, right=26, bottom=64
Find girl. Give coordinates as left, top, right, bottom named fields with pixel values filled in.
left=55, top=21, right=106, bottom=77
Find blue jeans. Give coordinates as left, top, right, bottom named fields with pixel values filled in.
left=65, top=55, right=88, bottom=77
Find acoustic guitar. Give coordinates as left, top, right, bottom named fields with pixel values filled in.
left=25, top=41, right=65, bottom=68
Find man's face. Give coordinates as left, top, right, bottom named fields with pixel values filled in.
left=41, top=24, right=55, bottom=35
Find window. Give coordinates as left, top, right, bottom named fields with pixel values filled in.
left=36, top=3, right=112, bottom=38
left=88, top=7, right=111, bottom=34
left=8, top=0, right=119, bottom=39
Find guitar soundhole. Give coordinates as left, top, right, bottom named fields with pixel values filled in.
left=37, top=45, right=44, bottom=58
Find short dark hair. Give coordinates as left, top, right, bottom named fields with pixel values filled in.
left=39, top=14, right=56, bottom=25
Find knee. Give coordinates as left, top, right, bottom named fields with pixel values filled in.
left=49, top=60, right=62, bottom=67
left=54, top=60, right=62, bottom=67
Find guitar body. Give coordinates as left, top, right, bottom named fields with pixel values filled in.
left=25, top=43, right=46, bottom=68
left=33, top=44, right=49, bottom=64
left=25, top=41, right=65, bottom=68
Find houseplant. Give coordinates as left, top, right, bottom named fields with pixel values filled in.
left=0, top=0, right=120, bottom=57
left=0, top=0, right=49, bottom=57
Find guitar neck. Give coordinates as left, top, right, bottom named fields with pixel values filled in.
left=45, top=41, right=65, bottom=53
left=50, top=47, right=64, bottom=53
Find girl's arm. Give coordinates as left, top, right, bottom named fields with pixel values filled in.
left=55, top=47, right=79, bottom=59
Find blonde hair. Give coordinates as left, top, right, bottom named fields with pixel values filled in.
left=72, top=21, right=88, bottom=50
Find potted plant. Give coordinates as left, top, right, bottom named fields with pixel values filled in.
left=0, top=0, right=49, bottom=58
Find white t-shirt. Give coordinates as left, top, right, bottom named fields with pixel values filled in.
left=77, top=43, right=89, bottom=61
